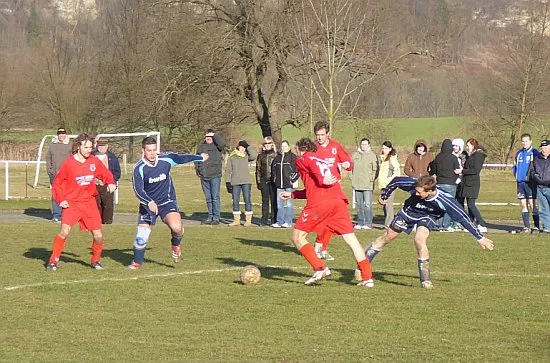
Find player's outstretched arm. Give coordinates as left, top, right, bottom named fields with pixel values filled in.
left=477, top=237, right=494, bottom=251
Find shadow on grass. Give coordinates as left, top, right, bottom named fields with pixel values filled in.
left=180, top=211, right=235, bottom=225
left=23, top=208, right=51, bottom=220
left=102, top=248, right=175, bottom=268
left=23, top=247, right=89, bottom=268
left=235, top=238, right=299, bottom=255
left=216, top=257, right=307, bottom=284
left=486, top=222, right=517, bottom=232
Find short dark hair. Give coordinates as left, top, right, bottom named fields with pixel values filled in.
left=360, top=138, right=370, bottom=144
left=415, top=175, right=437, bottom=191
left=313, top=120, right=330, bottom=134
left=296, top=138, right=317, bottom=153
left=142, top=136, right=157, bottom=149
left=520, top=133, right=531, bottom=140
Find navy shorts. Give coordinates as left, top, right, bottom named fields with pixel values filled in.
left=389, top=211, right=437, bottom=234
left=137, top=201, right=179, bottom=225
left=517, top=182, right=537, bottom=200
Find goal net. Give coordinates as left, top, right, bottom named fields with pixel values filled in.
left=33, top=131, right=161, bottom=189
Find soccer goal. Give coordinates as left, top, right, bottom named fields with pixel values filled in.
left=33, top=131, right=161, bottom=189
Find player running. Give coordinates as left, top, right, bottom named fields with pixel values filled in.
left=46, top=133, right=116, bottom=271
left=128, top=136, right=208, bottom=269
left=363, top=175, right=494, bottom=288
left=281, top=138, right=373, bottom=287
left=311, top=121, right=353, bottom=261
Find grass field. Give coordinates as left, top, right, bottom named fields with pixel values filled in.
left=1, top=222, right=549, bottom=361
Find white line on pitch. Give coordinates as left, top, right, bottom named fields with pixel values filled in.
left=4, top=266, right=548, bottom=291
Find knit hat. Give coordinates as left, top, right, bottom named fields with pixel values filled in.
left=452, top=138, right=465, bottom=150
left=238, top=140, right=249, bottom=149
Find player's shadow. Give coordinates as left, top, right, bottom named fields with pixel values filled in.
left=180, top=211, right=235, bottom=224
left=235, top=238, right=299, bottom=255
left=216, top=257, right=308, bottom=284
left=485, top=222, right=517, bottom=233
left=101, top=248, right=175, bottom=268
left=23, top=208, right=52, bottom=220
left=23, top=247, right=89, bottom=268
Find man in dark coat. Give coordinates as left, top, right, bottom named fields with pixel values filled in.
left=196, top=129, right=226, bottom=225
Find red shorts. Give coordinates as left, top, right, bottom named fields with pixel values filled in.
left=294, top=198, right=354, bottom=236
left=61, top=198, right=102, bottom=231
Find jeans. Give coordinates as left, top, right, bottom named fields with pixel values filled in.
left=355, top=189, right=373, bottom=226
left=438, top=184, right=457, bottom=229
left=276, top=188, right=294, bottom=225
left=232, top=184, right=252, bottom=212
left=538, top=186, right=550, bottom=231
left=49, top=174, right=62, bottom=220
left=259, top=182, right=277, bottom=222
left=201, top=177, right=221, bottom=221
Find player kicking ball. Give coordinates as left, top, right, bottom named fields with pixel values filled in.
left=46, top=133, right=116, bottom=271
left=364, top=175, right=494, bottom=288
left=128, top=136, right=208, bottom=269
left=281, top=138, right=373, bottom=287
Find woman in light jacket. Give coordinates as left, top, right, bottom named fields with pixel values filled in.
left=225, top=140, right=257, bottom=226
left=378, top=141, right=401, bottom=228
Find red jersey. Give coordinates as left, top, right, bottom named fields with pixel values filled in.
left=53, top=155, right=115, bottom=204
left=292, top=151, right=348, bottom=204
left=314, top=138, right=353, bottom=179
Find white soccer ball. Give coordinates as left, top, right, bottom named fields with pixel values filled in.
left=240, top=265, right=261, bottom=285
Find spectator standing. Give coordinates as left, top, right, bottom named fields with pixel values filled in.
left=93, top=140, right=121, bottom=224
left=351, top=138, right=379, bottom=230
left=226, top=140, right=258, bottom=227
left=46, top=127, right=72, bottom=222
left=456, top=138, right=488, bottom=233
left=404, top=139, right=433, bottom=178
left=271, top=140, right=298, bottom=228
left=512, top=133, right=540, bottom=233
left=429, top=139, right=460, bottom=231
left=256, top=136, right=278, bottom=225
left=378, top=141, right=401, bottom=228
left=196, top=129, right=226, bottom=225
left=532, top=139, right=550, bottom=233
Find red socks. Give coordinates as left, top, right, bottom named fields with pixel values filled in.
left=357, top=259, right=372, bottom=280
left=91, top=241, right=104, bottom=264
left=299, top=244, right=326, bottom=271
left=49, top=235, right=66, bottom=264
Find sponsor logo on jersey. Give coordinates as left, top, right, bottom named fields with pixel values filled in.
left=76, top=175, right=94, bottom=186
left=149, top=173, right=167, bottom=184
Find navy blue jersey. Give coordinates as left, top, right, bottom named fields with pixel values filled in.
left=381, top=176, right=484, bottom=240
left=132, top=152, right=204, bottom=206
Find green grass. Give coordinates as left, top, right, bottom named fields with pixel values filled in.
left=1, top=223, right=549, bottom=361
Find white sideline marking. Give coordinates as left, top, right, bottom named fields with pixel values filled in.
left=4, top=267, right=549, bottom=291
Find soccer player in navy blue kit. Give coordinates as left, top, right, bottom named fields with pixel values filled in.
left=363, top=175, right=494, bottom=289
left=128, top=136, right=208, bottom=269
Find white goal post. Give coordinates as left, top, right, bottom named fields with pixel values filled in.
left=33, top=131, right=161, bottom=188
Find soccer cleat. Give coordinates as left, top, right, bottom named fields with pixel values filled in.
left=421, top=281, right=434, bottom=289
left=172, top=245, right=181, bottom=263
left=304, top=267, right=332, bottom=285
left=91, top=261, right=104, bottom=270
left=357, top=279, right=374, bottom=288
left=45, top=263, right=58, bottom=271
left=321, top=251, right=335, bottom=261
left=127, top=261, right=142, bottom=270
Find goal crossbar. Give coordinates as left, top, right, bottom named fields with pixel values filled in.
left=33, top=131, right=161, bottom=188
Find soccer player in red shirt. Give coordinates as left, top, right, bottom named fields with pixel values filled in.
left=312, top=121, right=353, bottom=261
left=281, top=138, right=373, bottom=286
left=46, top=133, right=116, bottom=271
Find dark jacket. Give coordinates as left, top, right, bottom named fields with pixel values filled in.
left=271, top=151, right=298, bottom=189
left=256, top=149, right=277, bottom=186
left=457, top=150, right=486, bottom=198
left=429, top=139, right=459, bottom=185
left=196, top=133, right=226, bottom=179
left=93, top=150, right=121, bottom=182
left=532, top=153, right=550, bottom=187
left=404, top=139, right=433, bottom=178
